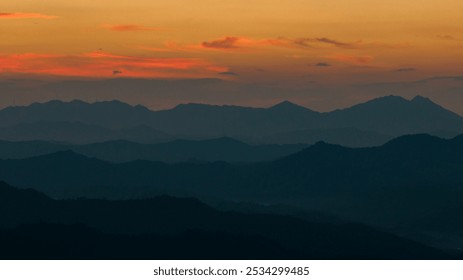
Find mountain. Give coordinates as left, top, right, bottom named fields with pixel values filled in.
left=0, top=100, right=154, bottom=129
left=322, top=95, right=463, bottom=135
left=261, top=127, right=392, bottom=147
left=2, top=95, right=460, bottom=145
left=0, top=121, right=170, bottom=144
left=1, top=134, right=463, bottom=249
left=0, top=138, right=307, bottom=163
left=2, top=134, right=463, bottom=198
left=150, top=101, right=319, bottom=138
left=0, top=182, right=447, bottom=260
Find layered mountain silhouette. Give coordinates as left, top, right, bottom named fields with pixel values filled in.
left=0, top=138, right=307, bottom=163
left=2, top=134, right=462, bottom=197
left=0, top=121, right=170, bottom=144
left=320, top=95, right=463, bottom=136
left=1, top=134, right=463, bottom=250
left=2, top=95, right=463, bottom=259
left=0, top=182, right=448, bottom=260
left=1, top=95, right=462, bottom=146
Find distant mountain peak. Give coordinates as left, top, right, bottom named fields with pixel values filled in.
left=371, top=95, right=408, bottom=103
left=411, top=95, right=435, bottom=104
left=31, top=150, right=93, bottom=161
left=269, top=100, right=315, bottom=113
left=271, top=100, right=300, bottom=108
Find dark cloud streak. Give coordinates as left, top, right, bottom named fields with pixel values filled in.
left=202, top=37, right=240, bottom=49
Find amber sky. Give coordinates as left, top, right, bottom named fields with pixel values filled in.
left=1, top=0, right=463, bottom=111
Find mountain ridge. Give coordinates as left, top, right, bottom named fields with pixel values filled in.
left=0, top=95, right=462, bottom=145
left=0, top=181, right=449, bottom=260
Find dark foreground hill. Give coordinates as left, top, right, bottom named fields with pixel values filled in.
left=0, top=182, right=447, bottom=260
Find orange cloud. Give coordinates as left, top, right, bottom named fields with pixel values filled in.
left=0, top=13, right=56, bottom=19
left=142, top=36, right=381, bottom=55
left=330, top=54, right=374, bottom=65
left=0, top=52, right=228, bottom=79
left=197, top=36, right=407, bottom=53
left=102, top=25, right=162, bottom=32
left=202, top=37, right=241, bottom=49
left=436, top=34, right=457, bottom=41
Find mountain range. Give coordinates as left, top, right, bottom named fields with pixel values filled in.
left=1, top=134, right=463, bottom=250
left=0, top=182, right=448, bottom=260
left=2, top=94, right=463, bottom=259
left=0, top=95, right=462, bottom=146
left=0, top=138, right=307, bottom=163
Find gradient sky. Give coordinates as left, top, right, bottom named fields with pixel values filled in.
left=1, top=0, right=463, bottom=112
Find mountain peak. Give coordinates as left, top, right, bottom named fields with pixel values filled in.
left=372, top=95, right=408, bottom=103
left=271, top=100, right=299, bottom=108
left=411, top=95, right=434, bottom=104
left=269, top=100, right=314, bottom=113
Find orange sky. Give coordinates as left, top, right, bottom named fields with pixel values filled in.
left=1, top=0, right=462, bottom=80
left=1, top=0, right=463, bottom=111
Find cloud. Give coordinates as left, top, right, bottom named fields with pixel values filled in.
left=202, top=37, right=241, bottom=49
left=0, top=12, right=56, bottom=19
left=285, top=38, right=314, bottom=48
left=395, top=67, right=416, bottom=72
left=315, top=37, right=353, bottom=48
left=418, top=76, right=463, bottom=83
left=436, top=35, right=457, bottom=40
left=263, top=37, right=356, bottom=49
left=198, top=36, right=356, bottom=52
left=102, top=25, right=162, bottom=32
left=218, top=71, right=239, bottom=76
left=315, top=62, right=331, bottom=67
left=169, top=35, right=404, bottom=55
left=0, top=52, right=228, bottom=79
left=330, top=54, right=374, bottom=65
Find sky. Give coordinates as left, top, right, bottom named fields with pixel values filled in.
left=1, top=0, right=463, bottom=112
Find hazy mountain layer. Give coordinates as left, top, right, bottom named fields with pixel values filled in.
left=1, top=134, right=463, bottom=249
left=0, top=182, right=448, bottom=260
left=0, top=138, right=307, bottom=163
left=0, top=95, right=462, bottom=145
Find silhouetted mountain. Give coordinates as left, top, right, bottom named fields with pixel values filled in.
left=1, top=134, right=463, bottom=249
left=2, top=135, right=463, bottom=198
left=0, top=182, right=448, bottom=260
left=152, top=102, right=319, bottom=138
left=1, top=95, right=460, bottom=145
left=268, top=100, right=314, bottom=114
left=0, top=121, right=170, bottom=144
left=0, top=100, right=153, bottom=129
left=261, top=127, right=391, bottom=147
left=322, top=95, right=463, bottom=135
left=0, top=138, right=307, bottom=163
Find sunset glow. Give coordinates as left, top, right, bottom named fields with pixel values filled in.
left=1, top=0, right=463, bottom=111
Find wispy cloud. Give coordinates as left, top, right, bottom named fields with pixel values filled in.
left=102, top=25, right=162, bottom=32
left=395, top=67, right=416, bottom=72
left=330, top=54, right=374, bottom=65
left=314, top=62, right=331, bottom=67
left=0, top=12, right=56, bottom=19
left=218, top=71, right=239, bottom=76
left=202, top=37, right=241, bottom=49
left=314, top=37, right=354, bottom=48
left=436, top=34, right=457, bottom=41
left=0, top=52, right=228, bottom=79
left=199, top=36, right=405, bottom=52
